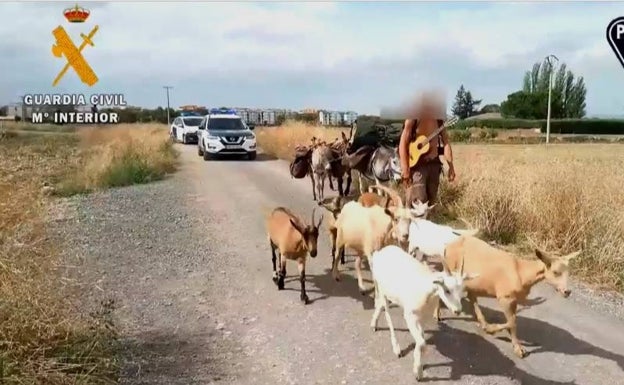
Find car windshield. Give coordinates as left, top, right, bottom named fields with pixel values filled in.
left=183, top=117, right=203, bottom=126
left=208, top=118, right=246, bottom=131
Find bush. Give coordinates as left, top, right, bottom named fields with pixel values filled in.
left=448, top=129, right=471, bottom=142
left=454, top=118, right=542, bottom=130
left=539, top=119, right=624, bottom=135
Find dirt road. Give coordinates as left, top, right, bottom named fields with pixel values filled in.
left=55, top=144, right=624, bottom=385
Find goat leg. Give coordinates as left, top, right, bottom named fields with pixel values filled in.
left=270, top=242, right=279, bottom=284
left=337, top=176, right=344, bottom=196
left=329, top=175, right=335, bottom=191
left=277, top=256, right=286, bottom=290
left=344, top=171, right=352, bottom=196
left=468, top=294, right=490, bottom=330
left=298, top=260, right=309, bottom=305
left=404, top=311, right=426, bottom=380
left=354, top=255, right=366, bottom=295
left=310, top=171, right=317, bottom=201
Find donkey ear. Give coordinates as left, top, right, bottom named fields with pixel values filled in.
left=341, top=132, right=348, bottom=141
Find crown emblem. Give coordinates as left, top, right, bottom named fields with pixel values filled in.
left=63, top=4, right=90, bottom=23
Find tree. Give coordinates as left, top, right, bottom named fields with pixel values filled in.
left=452, top=85, right=482, bottom=119
left=0, top=105, right=7, bottom=116
left=480, top=104, right=500, bottom=114
left=516, top=58, right=586, bottom=119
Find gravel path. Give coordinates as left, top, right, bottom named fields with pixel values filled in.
left=52, top=144, right=624, bottom=385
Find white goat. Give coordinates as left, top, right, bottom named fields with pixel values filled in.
left=369, top=245, right=478, bottom=381
left=332, top=186, right=432, bottom=293
left=407, top=207, right=479, bottom=261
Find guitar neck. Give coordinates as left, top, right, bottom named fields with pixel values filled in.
left=425, top=125, right=447, bottom=143
left=421, top=117, right=458, bottom=143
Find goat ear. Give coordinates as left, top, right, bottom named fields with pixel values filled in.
left=563, top=250, right=581, bottom=262
left=535, top=248, right=553, bottom=267
left=463, top=273, right=480, bottom=281
left=428, top=203, right=437, bottom=210
left=290, top=218, right=306, bottom=236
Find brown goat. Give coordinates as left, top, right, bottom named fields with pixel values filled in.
left=318, top=196, right=354, bottom=266
left=440, top=235, right=581, bottom=357
left=266, top=207, right=323, bottom=304
left=358, top=192, right=392, bottom=208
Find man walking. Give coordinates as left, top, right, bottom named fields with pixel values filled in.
left=398, top=98, right=456, bottom=208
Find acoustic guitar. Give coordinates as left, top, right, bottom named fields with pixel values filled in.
left=407, top=116, right=459, bottom=168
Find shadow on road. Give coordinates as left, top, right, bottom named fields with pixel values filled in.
left=204, top=153, right=278, bottom=162
left=428, top=323, right=579, bottom=384
left=476, top=306, right=624, bottom=372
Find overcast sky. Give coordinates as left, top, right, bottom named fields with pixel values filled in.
left=1, top=1, right=622, bottom=115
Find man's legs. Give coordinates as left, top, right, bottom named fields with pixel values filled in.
left=425, top=161, right=442, bottom=205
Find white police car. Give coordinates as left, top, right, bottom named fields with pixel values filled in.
left=170, top=112, right=203, bottom=144
left=197, top=108, right=257, bottom=160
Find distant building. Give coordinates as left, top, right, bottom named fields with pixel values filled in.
left=318, top=110, right=358, bottom=126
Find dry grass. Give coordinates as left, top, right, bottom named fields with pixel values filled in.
left=255, top=120, right=350, bottom=161
left=0, top=133, right=118, bottom=383
left=257, top=121, right=624, bottom=292
left=57, top=123, right=178, bottom=195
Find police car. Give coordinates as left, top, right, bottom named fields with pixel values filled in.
left=197, top=108, right=257, bottom=160
left=170, top=111, right=203, bottom=144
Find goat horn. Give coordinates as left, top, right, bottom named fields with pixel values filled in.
left=460, top=252, right=465, bottom=276
left=371, top=184, right=403, bottom=208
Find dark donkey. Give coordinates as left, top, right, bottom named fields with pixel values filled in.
left=326, top=125, right=356, bottom=197
left=341, top=144, right=402, bottom=195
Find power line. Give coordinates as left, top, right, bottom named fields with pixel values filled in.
left=163, top=86, right=173, bottom=125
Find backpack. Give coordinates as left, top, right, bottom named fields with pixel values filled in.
left=289, top=147, right=312, bottom=179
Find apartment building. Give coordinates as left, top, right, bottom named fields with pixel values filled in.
left=318, top=110, right=359, bottom=126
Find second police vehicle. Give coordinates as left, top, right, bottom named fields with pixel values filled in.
left=170, top=111, right=204, bottom=144
left=197, top=108, right=257, bottom=160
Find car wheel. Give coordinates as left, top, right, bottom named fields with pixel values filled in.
left=247, top=151, right=257, bottom=160
left=198, top=145, right=204, bottom=156
left=203, top=150, right=211, bottom=161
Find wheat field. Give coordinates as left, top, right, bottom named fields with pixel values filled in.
left=0, top=124, right=177, bottom=383
left=256, top=121, right=624, bottom=291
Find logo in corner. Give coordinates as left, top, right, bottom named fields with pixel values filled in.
left=51, top=4, right=99, bottom=87
left=606, top=17, right=624, bottom=70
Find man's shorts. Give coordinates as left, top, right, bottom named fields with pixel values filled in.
left=406, top=158, right=442, bottom=207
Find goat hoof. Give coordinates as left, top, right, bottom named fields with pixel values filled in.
left=514, top=345, right=527, bottom=358
left=277, top=280, right=285, bottom=290
left=301, top=295, right=310, bottom=304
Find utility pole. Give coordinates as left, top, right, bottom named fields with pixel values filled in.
left=163, top=86, right=173, bottom=125
left=545, top=54, right=559, bottom=144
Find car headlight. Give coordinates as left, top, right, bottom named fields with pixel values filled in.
left=206, top=135, right=219, bottom=140
left=244, top=133, right=255, bottom=139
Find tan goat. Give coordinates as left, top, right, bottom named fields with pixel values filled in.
left=266, top=207, right=323, bottom=305
left=440, top=235, right=581, bottom=357
left=358, top=192, right=388, bottom=208
left=318, top=196, right=354, bottom=266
